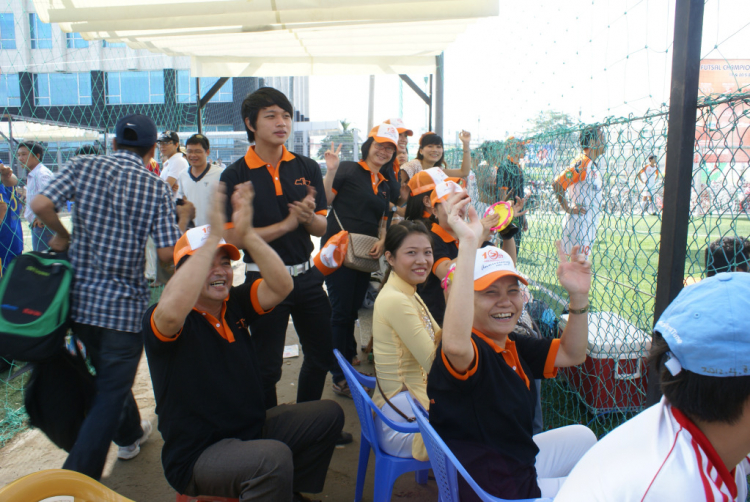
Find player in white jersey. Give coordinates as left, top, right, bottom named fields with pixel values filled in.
left=553, top=127, right=606, bottom=256
left=556, top=272, right=750, bottom=502
left=638, top=154, right=662, bottom=214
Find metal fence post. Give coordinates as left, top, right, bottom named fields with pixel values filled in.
left=646, top=0, right=705, bottom=406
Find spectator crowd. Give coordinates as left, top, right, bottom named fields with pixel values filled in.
left=5, top=86, right=750, bottom=502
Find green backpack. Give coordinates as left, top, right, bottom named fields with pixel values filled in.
left=0, top=251, right=73, bottom=362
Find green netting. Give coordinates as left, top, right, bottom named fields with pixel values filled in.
left=443, top=90, right=750, bottom=437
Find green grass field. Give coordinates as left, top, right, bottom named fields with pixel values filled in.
left=516, top=210, right=750, bottom=436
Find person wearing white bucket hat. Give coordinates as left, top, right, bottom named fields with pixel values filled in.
left=426, top=193, right=597, bottom=500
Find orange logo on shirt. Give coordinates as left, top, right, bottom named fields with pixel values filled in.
left=295, top=178, right=310, bottom=186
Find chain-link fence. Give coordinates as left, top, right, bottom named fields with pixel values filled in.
left=457, top=90, right=750, bottom=437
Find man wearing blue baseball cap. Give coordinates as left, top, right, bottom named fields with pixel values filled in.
left=30, top=114, right=184, bottom=480
left=556, top=272, right=750, bottom=501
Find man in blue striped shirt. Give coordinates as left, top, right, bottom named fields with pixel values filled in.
left=31, top=114, right=182, bottom=480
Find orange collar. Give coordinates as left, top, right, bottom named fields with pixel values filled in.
left=244, top=145, right=295, bottom=170
left=471, top=328, right=530, bottom=389
left=358, top=160, right=387, bottom=194
left=244, top=146, right=296, bottom=196
left=393, top=158, right=401, bottom=177
left=194, top=302, right=236, bottom=343
left=431, top=222, right=457, bottom=244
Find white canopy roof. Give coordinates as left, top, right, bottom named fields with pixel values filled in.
left=0, top=119, right=101, bottom=143
left=31, top=0, right=498, bottom=77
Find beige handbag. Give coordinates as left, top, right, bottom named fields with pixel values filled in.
left=332, top=208, right=381, bottom=273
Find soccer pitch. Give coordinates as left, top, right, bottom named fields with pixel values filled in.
left=515, top=211, right=750, bottom=331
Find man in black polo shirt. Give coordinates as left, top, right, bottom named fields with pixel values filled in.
left=143, top=183, right=343, bottom=501
left=220, top=88, right=340, bottom=414
left=427, top=193, right=596, bottom=500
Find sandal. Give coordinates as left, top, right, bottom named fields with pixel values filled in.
left=332, top=380, right=352, bottom=398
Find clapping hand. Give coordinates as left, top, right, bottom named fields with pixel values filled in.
left=289, top=185, right=317, bottom=226
left=208, top=183, right=228, bottom=240
left=229, top=182, right=255, bottom=242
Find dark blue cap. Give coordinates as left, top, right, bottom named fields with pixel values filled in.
left=115, top=114, right=157, bottom=147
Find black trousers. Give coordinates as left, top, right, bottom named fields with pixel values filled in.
left=246, top=267, right=337, bottom=409
left=185, top=400, right=344, bottom=501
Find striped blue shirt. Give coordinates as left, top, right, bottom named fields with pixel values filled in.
left=40, top=150, right=181, bottom=333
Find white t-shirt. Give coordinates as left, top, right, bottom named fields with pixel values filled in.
left=175, top=164, right=224, bottom=227
left=555, top=397, right=750, bottom=502
left=160, top=154, right=189, bottom=193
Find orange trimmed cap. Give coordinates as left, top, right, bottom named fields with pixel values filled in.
left=473, top=246, right=528, bottom=291
left=430, top=180, right=465, bottom=206
left=408, top=167, right=447, bottom=196
left=173, top=224, right=241, bottom=265
left=384, top=118, right=413, bottom=136
left=368, top=123, right=399, bottom=147
left=313, top=231, right=349, bottom=276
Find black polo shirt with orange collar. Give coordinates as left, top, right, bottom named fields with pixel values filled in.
left=143, top=279, right=271, bottom=494
left=220, top=146, right=328, bottom=265
left=427, top=329, right=561, bottom=501
left=323, top=160, right=390, bottom=243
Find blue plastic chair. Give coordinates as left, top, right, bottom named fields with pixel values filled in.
left=406, top=394, right=551, bottom=502
left=333, top=349, right=429, bottom=502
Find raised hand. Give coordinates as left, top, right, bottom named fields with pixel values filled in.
left=208, top=183, right=228, bottom=239
left=444, top=192, right=483, bottom=244
left=459, top=130, right=471, bottom=146
left=555, top=241, right=591, bottom=299
left=513, top=195, right=529, bottom=217
left=324, top=142, right=342, bottom=173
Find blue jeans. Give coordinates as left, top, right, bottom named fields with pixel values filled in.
left=63, top=325, right=144, bottom=480
left=31, top=224, right=53, bottom=252
left=325, top=266, right=372, bottom=385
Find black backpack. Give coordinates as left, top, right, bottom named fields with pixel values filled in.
left=0, top=251, right=73, bottom=362
left=24, top=344, right=95, bottom=452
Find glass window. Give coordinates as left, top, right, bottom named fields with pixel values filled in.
left=29, top=13, right=52, bottom=49
left=106, top=71, right=165, bottom=104
left=66, top=32, right=88, bottom=49
left=35, top=73, right=93, bottom=106
left=0, top=74, right=21, bottom=107
left=176, top=70, right=233, bottom=103
left=0, top=13, right=16, bottom=50
left=102, top=40, right=126, bottom=48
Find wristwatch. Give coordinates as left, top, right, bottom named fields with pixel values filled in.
left=568, top=304, right=590, bottom=315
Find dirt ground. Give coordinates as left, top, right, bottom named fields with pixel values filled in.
left=0, top=261, right=439, bottom=501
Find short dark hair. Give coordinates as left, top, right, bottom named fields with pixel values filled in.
left=186, top=134, right=210, bottom=151
left=705, top=236, right=750, bottom=277
left=114, top=141, right=152, bottom=159
left=17, top=142, right=44, bottom=159
left=74, top=145, right=102, bottom=156
left=650, top=335, right=750, bottom=424
left=382, top=220, right=432, bottom=284
left=241, top=87, right=294, bottom=143
left=416, top=133, right=446, bottom=168
left=405, top=190, right=434, bottom=223
left=360, top=137, right=396, bottom=166
left=648, top=154, right=656, bottom=160
left=579, top=127, right=603, bottom=149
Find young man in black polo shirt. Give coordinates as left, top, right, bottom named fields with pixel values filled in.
left=427, top=193, right=596, bottom=500
left=143, top=183, right=343, bottom=501
left=221, top=88, right=339, bottom=412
